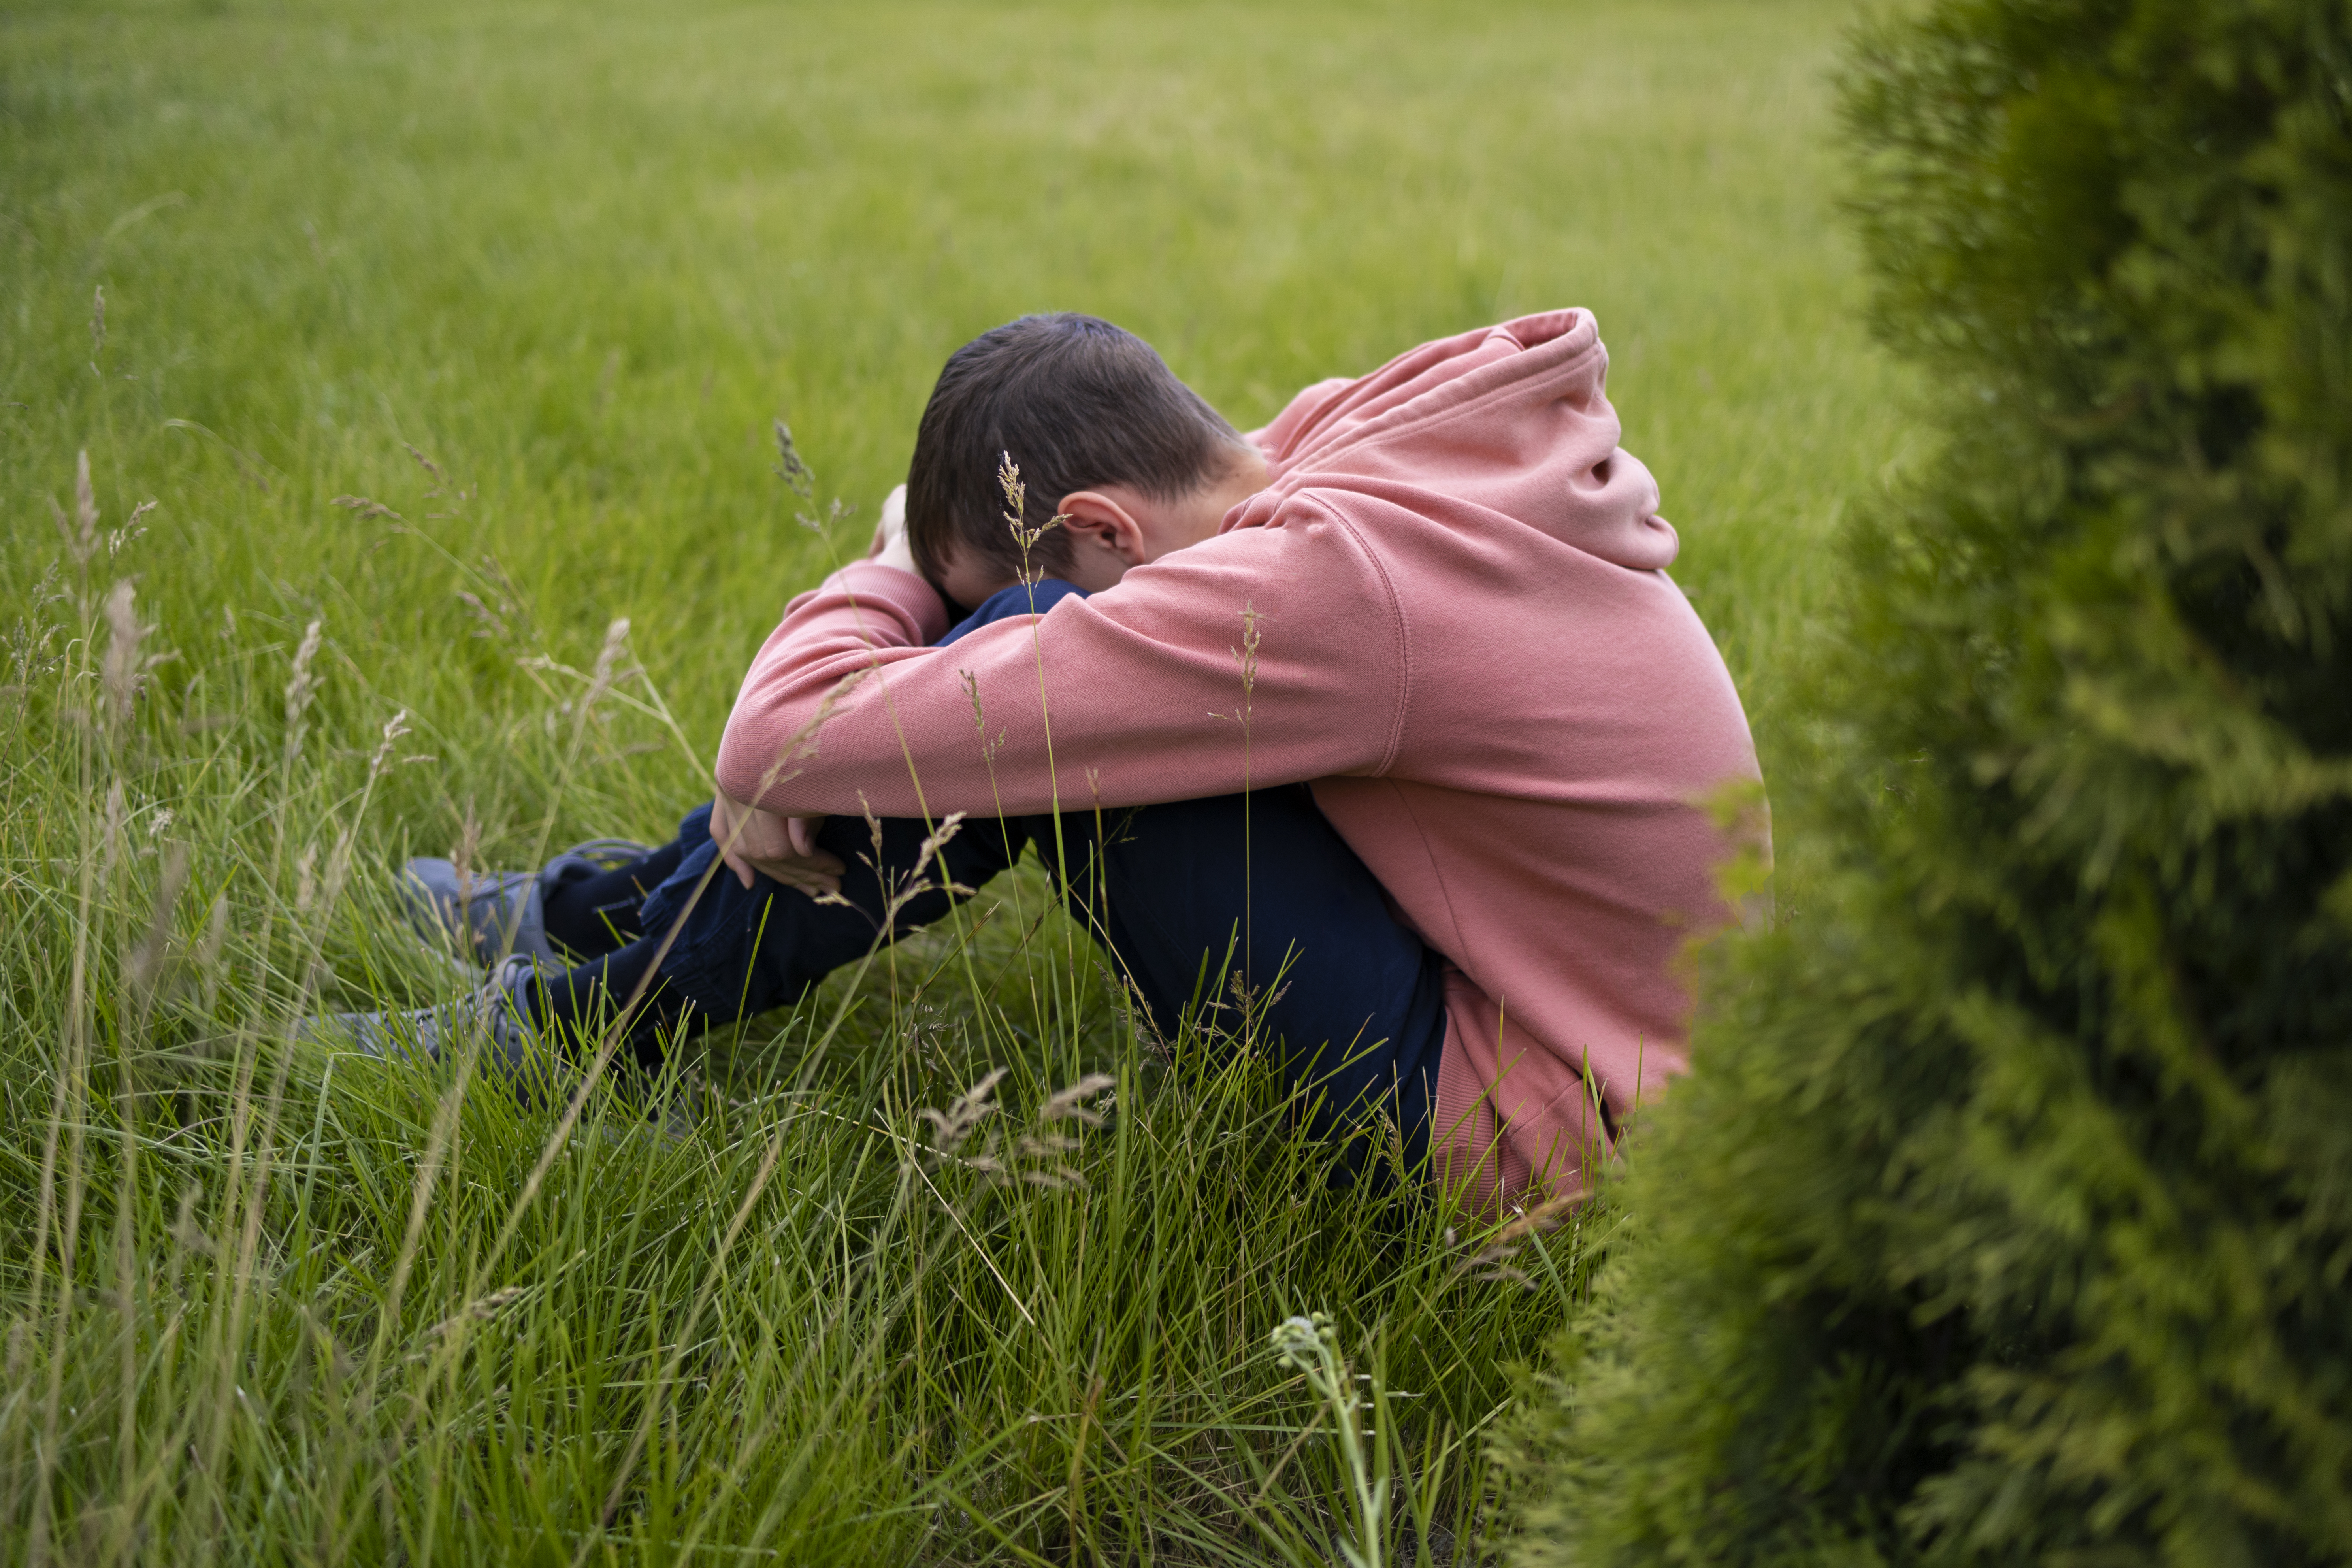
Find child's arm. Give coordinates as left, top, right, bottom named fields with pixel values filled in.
left=712, top=493, right=1406, bottom=822
left=711, top=485, right=925, bottom=891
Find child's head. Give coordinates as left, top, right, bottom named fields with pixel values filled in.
left=907, top=313, right=1255, bottom=601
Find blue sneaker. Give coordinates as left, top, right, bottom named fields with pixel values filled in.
left=399, top=837, right=647, bottom=969
left=298, top=954, right=571, bottom=1101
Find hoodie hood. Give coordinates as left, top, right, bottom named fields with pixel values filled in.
left=1232, top=309, right=1679, bottom=573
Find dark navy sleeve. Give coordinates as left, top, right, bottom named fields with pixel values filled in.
left=935, top=578, right=1090, bottom=647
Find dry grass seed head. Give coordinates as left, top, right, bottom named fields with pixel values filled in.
left=51, top=449, right=101, bottom=572
left=918, top=1066, right=1008, bottom=1156
left=111, top=499, right=155, bottom=558
left=959, top=668, right=985, bottom=733
left=367, top=709, right=412, bottom=779
left=476, top=554, right=528, bottom=634
left=1459, top=1186, right=1590, bottom=1287
left=283, top=618, right=324, bottom=761
left=100, top=580, right=143, bottom=727
left=453, top=590, right=507, bottom=639
left=449, top=804, right=483, bottom=903
left=192, top=895, right=230, bottom=1012
left=960, top=669, right=1007, bottom=764
left=331, top=495, right=406, bottom=529
left=997, top=451, right=1067, bottom=564
left=125, top=843, right=190, bottom=998
left=101, top=780, right=129, bottom=883
left=405, top=442, right=447, bottom=489
left=772, top=418, right=815, bottom=503
left=420, top=1284, right=528, bottom=1346
left=907, top=811, right=966, bottom=886
left=900, top=1000, right=949, bottom=1067
left=582, top=618, right=632, bottom=720
left=1041, top=1074, right=1116, bottom=1127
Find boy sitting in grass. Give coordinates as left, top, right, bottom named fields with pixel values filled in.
left=329, top=309, right=1761, bottom=1206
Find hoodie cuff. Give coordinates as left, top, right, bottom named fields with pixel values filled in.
left=821, top=560, right=952, bottom=646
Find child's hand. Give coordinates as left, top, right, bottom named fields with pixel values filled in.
left=710, top=788, right=843, bottom=896
left=867, top=484, right=918, bottom=575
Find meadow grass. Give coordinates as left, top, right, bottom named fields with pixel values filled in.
left=0, top=1, right=1912, bottom=1560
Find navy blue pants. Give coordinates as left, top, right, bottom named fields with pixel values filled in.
left=553, top=581, right=1447, bottom=1177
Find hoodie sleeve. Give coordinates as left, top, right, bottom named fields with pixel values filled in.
left=714, top=498, right=1408, bottom=819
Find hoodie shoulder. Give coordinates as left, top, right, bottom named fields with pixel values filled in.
left=1258, top=312, right=1604, bottom=475
left=1241, top=312, right=1679, bottom=575
left=1248, top=378, right=1356, bottom=458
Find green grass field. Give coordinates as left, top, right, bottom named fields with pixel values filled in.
left=0, top=2, right=1911, bottom=1561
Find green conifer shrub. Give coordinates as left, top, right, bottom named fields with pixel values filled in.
left=1506, top=1, right=2352, bottom=1562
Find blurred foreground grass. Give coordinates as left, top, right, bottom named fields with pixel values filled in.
left=0, top=1, right=1909, bottom=1560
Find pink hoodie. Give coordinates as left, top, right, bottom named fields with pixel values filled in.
left=717, top=310, right=1762, bottom=1209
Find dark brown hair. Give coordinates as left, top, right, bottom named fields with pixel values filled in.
left=905, top=313, right=1245, bottom=596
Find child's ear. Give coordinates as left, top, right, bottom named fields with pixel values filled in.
left=1055, top=490, right=1149, bottom=564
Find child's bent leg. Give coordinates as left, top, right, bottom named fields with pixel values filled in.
left=535, top=789, right=1442, bottom=1187
left=1038, top=786, right=1447, bottom=1187
left=541, top=841, right=688, bottom=957
left=542, top=806, right=1023, bottom=1073
left=701, top=810, right=1024, bottom=1018
left=531, top=936, right=688, bottom=1077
